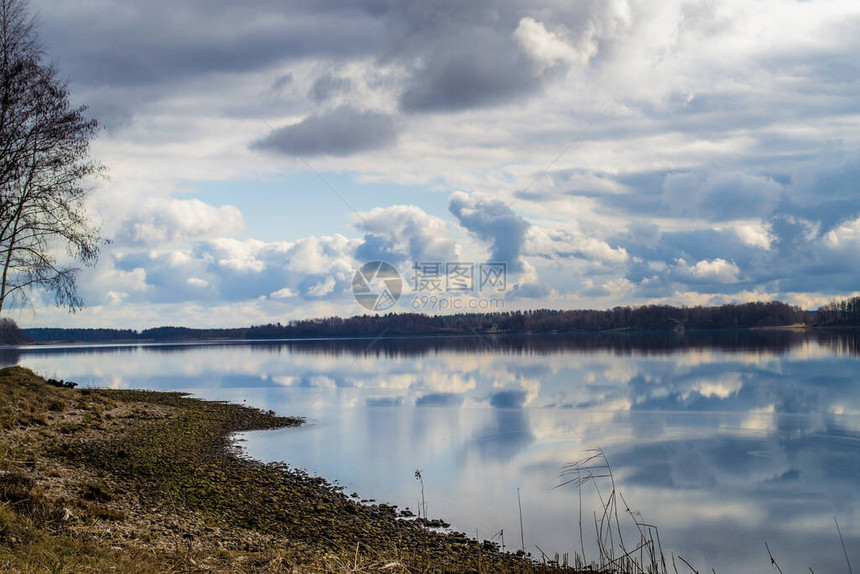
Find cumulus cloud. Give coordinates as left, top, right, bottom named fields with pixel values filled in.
left=515, top=17, right=586, bottom=73
left=251, top=106, right=397, bottom=157
left=270, top=287, right=296, bottom=299
left=449, top=192, right=530, bottom=272
left=308, top=72, right=352, bottom=103
left=734, top=223, right=775, bottom=250
left=285, top=234, right=356, bottom=276
left=397, top=23, right=537, bottom=112
left=661, top=171, right=784, bottom=222
left=205, top=238, right=270, bottom=273
left=116, top=198, right=244, bottom=246
left=307, top=277, right=337, bottom=297
left=354, top=205, right=459, bottom=265
left=16, top=0, right=860, bottom=325
left=186, top=277, right=209, bottom=288
left=527, top=228, right=628, bottom=264
left=674, top=258, right=742, bottom=285
left=102, top=232, right=360, bottom=307
left=825, top=216, right=860, bottom=248
left=615, top=204, right=860, bottom=301
left=511, top=281, right=552, bottom=299
left=78, top=259, right=150, bottom=307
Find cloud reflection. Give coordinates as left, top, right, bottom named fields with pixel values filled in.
left=11, top=331, right=860, bottom=570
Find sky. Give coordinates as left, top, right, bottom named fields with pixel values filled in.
left=10, top=0, right=860, bottom=328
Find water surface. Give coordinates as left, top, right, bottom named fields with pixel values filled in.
left=7, top=330, right=859, bottom=572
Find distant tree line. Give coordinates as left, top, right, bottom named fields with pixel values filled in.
left=816, top=295, right=860, bottom=325
left=22, top=300, right=818, bottom=343
left=21, top=327, right=137, bottom=342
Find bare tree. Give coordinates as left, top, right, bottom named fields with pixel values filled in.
left=0, top=0, right=101, bottom=315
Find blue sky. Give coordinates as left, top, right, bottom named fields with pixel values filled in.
left=10, top=0, right=860, bottom=328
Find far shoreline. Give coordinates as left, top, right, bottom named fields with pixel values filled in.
left=16, top=322, right=860, bottom=349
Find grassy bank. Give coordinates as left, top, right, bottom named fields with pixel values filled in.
left=0, top=366, right=563, bottom=572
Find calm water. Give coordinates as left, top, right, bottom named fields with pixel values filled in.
left=5, top=331, right=859, bottom=572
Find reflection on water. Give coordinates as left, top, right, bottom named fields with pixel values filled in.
left=7, top=330, right=860, bottom=572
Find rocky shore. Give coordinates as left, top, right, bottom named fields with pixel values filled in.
left=0, top=366, right=562, bottom=572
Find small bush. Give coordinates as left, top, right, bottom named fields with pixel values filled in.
left=0, top=318, right=27, bottom=345
left=81, top=481, right=112, bottom=503
left=0, top=472, right=35, bottom=505
left=83, top=502, right=125, bottom=521
left=47, top=399, right=65, bottom=412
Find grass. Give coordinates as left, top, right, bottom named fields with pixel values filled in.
left=0, top=366, right=566, bottom=572
left=556, top=448, right=858, bottom=574
left=557, top=449, right=671, bottom=573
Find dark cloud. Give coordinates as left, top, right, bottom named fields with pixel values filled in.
left=779, top=156, right=860, bottom=231
left=251, top=106, right=397, bottom=156
left=35, top=0, right=388, bottom=88
left=511, top=282, right=551, bottom=299
left=271, top=73, right=293, bottom=92
left=449, top=192, right=530, bottom=272
left=583, top=169, right=786, bottom=222
left=623, top=229, right=753, bottom=269
left=466, top=408, right=534, bottom=462
left=29, top=0, right=860, bottom=311
left=34, top=0, right=598, bottom=127
left=661, top=171, right=784, bottom=221
left=309, top=72, right=352, bottom=103
left=399, top=30, right=536, bottom=112
left=584, top=152, right=860, bottom=297
left=387, top=1, right=618, bottom=112
left=354, top=233, right=407, bottom=264
left=415, top=392, right=464, bottom=407
left=488, top=389, right=528, bottom=408
left=366, top=396, right=403, bottom=406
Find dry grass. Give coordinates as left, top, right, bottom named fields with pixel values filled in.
left=0, top=366, right=570, bottom=573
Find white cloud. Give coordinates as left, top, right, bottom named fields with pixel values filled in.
left=286, top=235, right=356, bottom=276
left=270, top=287, right=296, bottom=299
left=515, top=17, right=584, bottom=73
left=205, top=238, right=269, bottom=273
left=825, top=216, right=860, bottom=248
left=307, top=277, right=336, bottom=297
left=675, top=258, right=741, bottom=284
left=527, top=227, right=628, bottom=264
left=117, top=198, right=244, bottom=246
left=12, top=0, right=860, bottom=326
left=733, top=222, right=774, bottom=250
left=354, top=205, right=460, bottom=264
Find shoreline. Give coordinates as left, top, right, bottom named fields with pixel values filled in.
left=0, top=366, right=552, bottom=572
left=14, top=322, right=860, bottom=349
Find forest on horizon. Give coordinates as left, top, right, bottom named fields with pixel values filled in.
left=18, top=296, right=860, bottom=344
